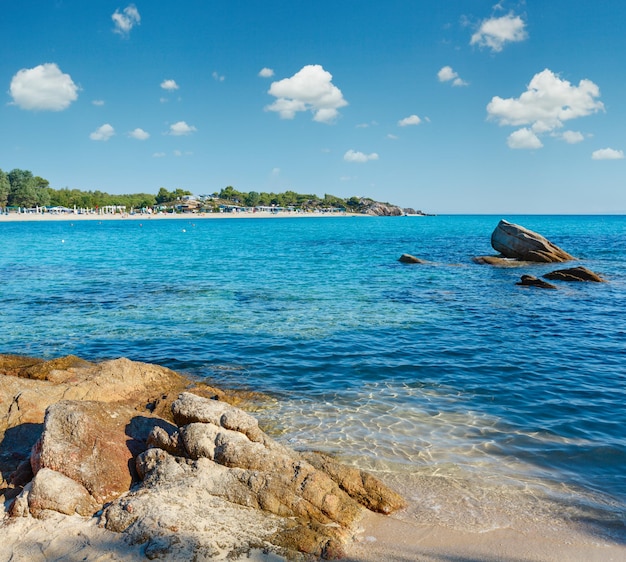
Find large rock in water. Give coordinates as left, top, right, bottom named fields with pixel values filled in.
left=491, top=219, right=575, bottom=263
left=544, top=266, right=605, bottom=282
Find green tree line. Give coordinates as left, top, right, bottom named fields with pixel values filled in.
left=0, top=167, right=368, bottom=212
left=0, top=168, right=181, bottom=210
left=217, top=186, right=360, bottom=210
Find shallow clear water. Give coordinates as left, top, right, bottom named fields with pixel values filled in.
left=1, top=215, right=625, bottom=536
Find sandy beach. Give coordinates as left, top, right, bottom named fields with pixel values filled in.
left=2, top=493, right=624, bottom=561
left=0, top=210, right=360, bottom=221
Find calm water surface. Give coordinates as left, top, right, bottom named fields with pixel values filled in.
left=1, top=215, right=625, bottom=538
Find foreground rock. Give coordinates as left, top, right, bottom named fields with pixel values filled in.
left=1, top=357, right=405, bottom=559
left=30, top=400, right=170, bottom=504
left=102, top=392, right=405, bottom=559
left=0, top=355, right=214, bottom=491
left=491, top=220, right=575, bottom=263
left=544, top=266, right=605, bottom=282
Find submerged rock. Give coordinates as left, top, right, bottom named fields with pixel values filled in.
left=491, top=220, right=575, bottom=263
left=516, top=275, right=557, bottom=289
left=398, top=253, right=427, bottom=264
left=472, top=255, right=531, bottom=267
left=544, top=266, right=605, bottom=282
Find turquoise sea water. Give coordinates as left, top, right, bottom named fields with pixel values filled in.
left=1, top=215, right=625, bottom=540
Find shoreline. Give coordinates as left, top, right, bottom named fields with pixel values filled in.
left=0, top=210, right=372, bottom=222
left=2, top=355, right=624, bottom=561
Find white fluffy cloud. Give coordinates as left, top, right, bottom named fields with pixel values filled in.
left=437, top=66, right=468, bottom=87
left=112, top=4, right=140, bottom=35
left=160, top=79, right=179, bottom=91
left=9, top=63, right=78, bottom=111
left=560, top=130, right=584, bottom=144
left=344, top=150, right=379, bottom=163
left=487, top=69, right=604, bottom=149
left=258, top=68, right=274, bottom=78
left=90, top=124, right=115, bottom=141
left=471, top=13, right=527, bottom=52
left=168, top=121, right=197, bottom=135
left=398, top=115, right=421, bottom=127
left=592, top=148, right=624, bottom=160
left=266, top=64, right=348, bottom=124
left=212, top=71, right=225, bottom=82
left=507, top=128, right=542, bottom=149
left=129, top=128, right=150, bottom=140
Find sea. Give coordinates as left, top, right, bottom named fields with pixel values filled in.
left=1, top=214, right=625, bottom=543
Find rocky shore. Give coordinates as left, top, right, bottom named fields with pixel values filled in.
left=0, top=355, right=404, bottom=560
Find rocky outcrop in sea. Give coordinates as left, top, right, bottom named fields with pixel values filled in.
left=490, top=219, right=575, bottom=263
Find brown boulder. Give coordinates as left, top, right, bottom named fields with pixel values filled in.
left=31, top=400, right=147, bottom=503
left=516, top=275, right=557, bottom=289
left=24, top=468, right=100, bottom=518
left=0, top=354, right=92, bottom=382
left=2, top=358, right=404, bottom=560
left=491, top=220, right=575, bottom=263
left=544, top=266, right=605, bottom=282
left=302, top=451, right=406, bottom=514
left=398, top=253, right=426, bottom=264
left=0, top=355, right=229, bottom=487
left=0, top=356, right=187, bottom=435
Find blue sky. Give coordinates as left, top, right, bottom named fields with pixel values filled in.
left=2, top=1, right=625, bottom=213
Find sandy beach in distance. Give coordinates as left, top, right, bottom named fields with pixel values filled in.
left=0, top=210, right=361, bottom=221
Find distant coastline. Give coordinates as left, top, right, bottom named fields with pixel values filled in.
left=0, top=209, right=374, bottom=221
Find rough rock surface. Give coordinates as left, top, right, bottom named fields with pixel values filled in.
left=491, top=220, right=575, bottom=263
left=103, top=392, right=405, bottom=559
left=1, top=358, right=405, bottom=560
left=358, top=199, right=404, bottom=216
left=544, top=266, right=605, bottom=282
left=0, top=354, right=229, bottom=489
left=19, top=468, right=101, bottom=518
left=516, top=275, right=557, bottom=289
left=398, top=253, right=427, bottom=264
left=301, top=451, right=405, bottom=515
left=30, top=400, right=166, bottom=503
